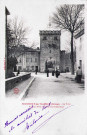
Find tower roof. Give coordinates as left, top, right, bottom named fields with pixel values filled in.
left=39, top=30, right=61, bottom=35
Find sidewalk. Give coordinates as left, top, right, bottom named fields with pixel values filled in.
left=6, top=75, right=35, bottom=99
left=61, top=72, right=84, bottom=83
left=61, top=72, right=76, bottom=80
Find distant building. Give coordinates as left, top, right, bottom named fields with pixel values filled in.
left=60, top=51, right=72, bottom=72
left=16, top=47, right=40, bottom=72
left=65, top=52, right=72, bottom=72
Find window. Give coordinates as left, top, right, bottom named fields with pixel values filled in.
left=35, top=58, right=37, bottom=62
left=26, top=52, right=29, bottom=56
left=54, top=36, right=57, bottom=40
left=32, top=66, right=34, bottom=70
left=27, top=66, right=30, bottom=71
left=18, top=66, right=22, bottom=70
left=48, top=44, right=51, bottom=47
left=43, top=36, right=47, bottom=40
left=31, top=52, right=35, bottom=55
left=52, top=43, right=58, bottom=48
left=26, top=58, right=29, bottom=62
left=49, top=50, right=51, bottom=53
left=19, top=58, right=21, bottom=63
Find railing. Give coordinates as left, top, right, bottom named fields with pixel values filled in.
left=5, top=73, right=31, bottom=91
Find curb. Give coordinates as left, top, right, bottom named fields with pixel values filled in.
left=18, top=77, right=35, bottom=100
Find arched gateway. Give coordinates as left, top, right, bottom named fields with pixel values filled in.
left=39, top=30, right=61, bottom=72
left=45, top=58, right=55, bottom=72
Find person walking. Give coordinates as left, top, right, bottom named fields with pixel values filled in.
left=35, top=68, right=38, bottom=75
left=56, top=68, right=58, bottom=78
left=55, top=68, right=60, bottom=78
left=17, top=69, right=20, bottom=76
left=52, top=69, right=55, bottom=76
left=76, top=66, right=82, bottom=83
left=47, top=69, right=49, bottom=77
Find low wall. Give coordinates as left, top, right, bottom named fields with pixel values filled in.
left=5, top=73, right=31, bottom=92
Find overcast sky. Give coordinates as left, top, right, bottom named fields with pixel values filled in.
left=5, top=0, right=85, bottom=50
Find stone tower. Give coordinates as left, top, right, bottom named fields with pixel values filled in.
left=39, top=30, right=61, bottom=72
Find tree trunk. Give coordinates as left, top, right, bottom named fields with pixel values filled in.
left=71, top=32, right=74, bottom=75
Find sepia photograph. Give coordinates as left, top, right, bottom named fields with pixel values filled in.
left=0, top=0, right=87, bottom=135
left=5, top=1, right=85, bottom=98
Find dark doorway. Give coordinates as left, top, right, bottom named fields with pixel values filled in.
left=14, top=66, right=17, bottom=72
left=45, top=60, right=54, bottom=72
left=47, top=61, right=53, bottom=68
left=35, top=66, right=38, bottom=72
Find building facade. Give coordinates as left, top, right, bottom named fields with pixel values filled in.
left=16, top=30, right=61, bottom=72
left=60, top=51, right=72, bottom=72
left=75, top=29, right=84, bottom=78
left=17, top=48, right=40, bottom=72
left=60, top=50, right=65, bottom=72
left=65, top=53, right=71, bottom=72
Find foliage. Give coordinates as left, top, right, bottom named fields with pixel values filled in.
left=6, top=22, right=14, bottom=56
left=7, top=56, right=18, bottom=70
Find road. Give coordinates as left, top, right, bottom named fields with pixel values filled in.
left=25, top=73, right=84, bottom=99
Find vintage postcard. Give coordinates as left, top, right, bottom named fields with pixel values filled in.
left=0, top=0, right=87, bottom=135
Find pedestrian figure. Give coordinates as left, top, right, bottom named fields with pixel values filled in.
left=76, top=66, right=82, bottom=83
left=56, top=69, right=58, bottom=78
left=52, top=69, right=55, bottom=76
left=56, top=68, right=60, bottom=78
left=47, top=69, right=49, bottom=77
left=17, top=69, right=20, bottom=76
left=35, top=68, right=38, bottom=75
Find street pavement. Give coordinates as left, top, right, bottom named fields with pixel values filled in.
left=6, top=72, right=84, bottom=99
left=24, top=72, right=84, bottom=99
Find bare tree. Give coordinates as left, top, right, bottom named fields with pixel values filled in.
left=30, top=41, right=39, bottom=49
left=10, top=17, right=30, bottom=46
left=52, top=4, right=84, bottom=74
left=65, top=38, right=76, bottom=53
